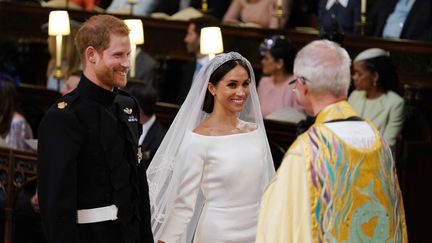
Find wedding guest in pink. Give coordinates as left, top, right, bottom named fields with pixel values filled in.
left=223, top=0, right=292, bottom=29
left=257, top=35, right=305, bottom=120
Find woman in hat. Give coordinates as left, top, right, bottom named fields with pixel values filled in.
left=349, top=48, right=405, bottom=153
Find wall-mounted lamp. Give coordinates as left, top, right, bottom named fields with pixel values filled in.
left=200, top=27, right=223, bottom=60
left=124, top=19, right=144, bottom=79
left=48, top=10, right=70, bottom=90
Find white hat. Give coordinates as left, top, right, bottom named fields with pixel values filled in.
left=354, top=48, right=390, bottom=62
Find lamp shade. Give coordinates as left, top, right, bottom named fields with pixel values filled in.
left=48, top=11, right=70, bottom=36
left=200, top=27, right=224, bottom=55
left=124, top=19, right=144, bottom=45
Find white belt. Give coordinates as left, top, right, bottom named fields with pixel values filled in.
left=77, top=205, right=118, bottom=224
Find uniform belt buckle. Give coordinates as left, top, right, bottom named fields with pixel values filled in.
left=77, top=204, right=118, bottom=224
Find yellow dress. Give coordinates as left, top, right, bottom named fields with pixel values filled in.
left=256, top=101, right=407, bottom=243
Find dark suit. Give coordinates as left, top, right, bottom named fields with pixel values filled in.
left=140, top=120, right=167, bottom=168
left=318, top=0, right=361, bottom=34
left=368, top=0, right=432, bottom=41
left=37, top=76, right=153, bottom=243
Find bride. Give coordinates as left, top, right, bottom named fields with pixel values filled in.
left=147, top=52, right=274, bottom=243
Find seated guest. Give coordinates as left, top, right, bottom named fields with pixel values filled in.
left=124, top=81, right=167, bottom=168
left=257, top=35, right=305, bottom=120
left=107, top=0, right=157, bottom=16
left=0, top=75, right=33, bottom=150
left=368, top=0, right=432, bottom=41
left=223, top=0, right=292, bottom=29
left=348, top=48, right=405, bottom=153
left=318, top=0, right=361, bottom=34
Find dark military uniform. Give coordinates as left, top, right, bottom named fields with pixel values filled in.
left=37, top=76, right=154, bottom=243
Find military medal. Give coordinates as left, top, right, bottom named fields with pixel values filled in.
left=123, top=107, right=133, bottom=114
left=57, top=101, right=67, bottom=109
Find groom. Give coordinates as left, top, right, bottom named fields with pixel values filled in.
left=37, top=15, right=154, bottom=243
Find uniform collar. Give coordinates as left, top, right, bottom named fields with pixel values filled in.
left=77, top=75, right=117, bottom=107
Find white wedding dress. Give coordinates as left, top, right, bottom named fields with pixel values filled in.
left=159, top=128, right=268, bottom=243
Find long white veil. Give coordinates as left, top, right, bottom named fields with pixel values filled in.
left=146, top=52, right=274, bottom=242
